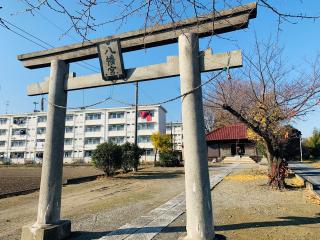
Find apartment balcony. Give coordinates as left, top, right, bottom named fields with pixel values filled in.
left=36, top=122, right=47, bottom=127
left=107, top=130, right=126, bottom=137
left=0, top=145, right=7, bottom=150
left=10, top=135, right=28, bottom=141
left=84, top=119, right=104, bottom=125
left=0, top=135, right=8, bottom=140
left=64, top=145, right=74, bottom=151
left=137, top=142, right=154, bottom=149
left=64, top=132, right=75, bottom=138
left=84, top=144, right=99, bottom=150
left=108, top=118, right=126, bottom=124
left=84, top=131, right=103, bottom=138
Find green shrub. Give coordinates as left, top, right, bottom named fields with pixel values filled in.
left=92, top=142, right=122, bottom=176
left=121, top=142, right=144, bottom=172
left=159, top=150, right=180, bottom=167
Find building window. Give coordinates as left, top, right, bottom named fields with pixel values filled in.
left=85, top=125, right=101, bottom=132
left=13, top=117, right=27, bottom=125
left=0, top=129, right=7, bottom=136
left=12, top=128, right=27, bottom=135
left=37, top=127, right=46, bottom=135
left=145, top=148, right=154, bottom=156
left=36, top=152, right=43, bottom=159
left=65, top=126, right=73, bottom=133
left=64, top=151, right=72, bottom=158
left=64, top=138, right=73, bottom=145
left=11, top=140, right=26, bottom=147
left=84, top=150, right=92, bottom=157
left=10, top=152, right=25, bottom=158
left=108, top=124, right=124, bottom=131
left=137, top=135, right=151, bottom=143
left=138, top=122, right=155, bottom=130
left=0, top=152, right=4, bottom=159
left=66, top=114, right=74, bottom=121
left=108, top=136, right=125, bottom=144
left=37, top=116, right=47, bottom=123
left=0, top=118, right=7, bottom=125
left=108, top=111, right=124, bottom=119
left=0, top=141, right=5, bottom=147
left=84, top=137, right=101, bottom=145
left=85, top=113, right=101, bottom=120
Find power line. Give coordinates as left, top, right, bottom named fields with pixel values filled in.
left=0, top=17, right=99, bottom=73
left=108, top=69, right=225, bottom=108
left=0, top=19, right=48, bottom=49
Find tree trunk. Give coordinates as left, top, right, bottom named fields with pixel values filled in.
left=265, top=143, right=287, bottom=189
left=154, top=149, right=158, bottom=167
left=266, top=144, right=288, bottom=189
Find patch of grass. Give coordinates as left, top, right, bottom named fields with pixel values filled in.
left=285, top=176, right=305, bottom=188
left=225, top=174, right=267, bottom=182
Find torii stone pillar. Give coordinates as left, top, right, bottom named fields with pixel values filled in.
left=179, top=33, right=215, bottom=240
left=21, top=60, right=71, bottom=240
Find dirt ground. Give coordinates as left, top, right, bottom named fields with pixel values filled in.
left=1, top=163, right=320, bottom=240
left=0, top=165, right=103, bottom=196
left=0, top=166, right=186, bottom=240
left=154, top=163, right=320, bottom=240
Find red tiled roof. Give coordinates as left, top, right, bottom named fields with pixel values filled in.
left=206, top=124, right=248, bottom=141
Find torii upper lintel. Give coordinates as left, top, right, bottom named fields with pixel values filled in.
left=17, top=2, right=257, bottom=69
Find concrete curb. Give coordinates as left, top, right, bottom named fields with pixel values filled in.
left=289, top=167, right=320, bottom=200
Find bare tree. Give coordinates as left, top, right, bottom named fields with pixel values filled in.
left=204, top=38, right=320, bottom=188
left=15, top=0, right=320, bottom=40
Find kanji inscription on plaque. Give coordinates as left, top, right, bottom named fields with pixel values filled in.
left=97, top=39, right=125, bottom=81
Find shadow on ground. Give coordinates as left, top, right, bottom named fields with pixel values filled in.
left=116, top=170, right=184, bottom=180
left=69, top=226, right=185, bottom=240
left=215, top=215, right=320, bottom=231
left=68, top=215, right=320, bottom=240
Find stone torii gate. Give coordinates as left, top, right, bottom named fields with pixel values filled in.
left=19, top=3, right=257, bottom=240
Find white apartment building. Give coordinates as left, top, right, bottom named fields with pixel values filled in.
left=0, top=105, right=166, bottom=164
left=166, top=122, right=183, bottom=151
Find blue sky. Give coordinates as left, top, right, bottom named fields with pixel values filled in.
left=0, top=1, right=319, bottom=137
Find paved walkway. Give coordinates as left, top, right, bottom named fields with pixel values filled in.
left=98, top=163, right=240, bottom=240
left=289, top=162, right=320, bottom=196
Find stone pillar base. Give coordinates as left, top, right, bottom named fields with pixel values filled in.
left=21, top=220, right=71, bottom=240
left=181, top=233, right=225, bottom=240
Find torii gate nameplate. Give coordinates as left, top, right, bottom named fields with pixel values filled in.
left=97, top=40, right=126, bottom=81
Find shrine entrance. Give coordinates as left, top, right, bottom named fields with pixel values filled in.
left=18, top=3, right=257, bottom=240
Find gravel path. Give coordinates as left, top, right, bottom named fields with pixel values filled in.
left=154, top=163, right=320, bottom=240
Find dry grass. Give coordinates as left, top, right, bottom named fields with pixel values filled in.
left=307, top=192, right=320, bottom=205
left=285, top=176, right=305, bottom=188
left=311, top=162, right=320, bottom=168
left=225, top=174, right=267, bottom=182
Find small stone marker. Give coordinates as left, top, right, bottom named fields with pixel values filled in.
left=97, top=39, right=125, bottom=81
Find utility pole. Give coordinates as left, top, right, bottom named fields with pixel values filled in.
left=300, top=135, right=303, bottom=162
left=133, top=81, right=139, bottom=172
left=171, top=122, right=174, bottom=151
left=134, top=81, right=139, bottom=146
left=5, top=101, right=9, bottom=114
left=40, top=97, right=45, bottom=112
left=33, top=101, right=39, bottom=112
